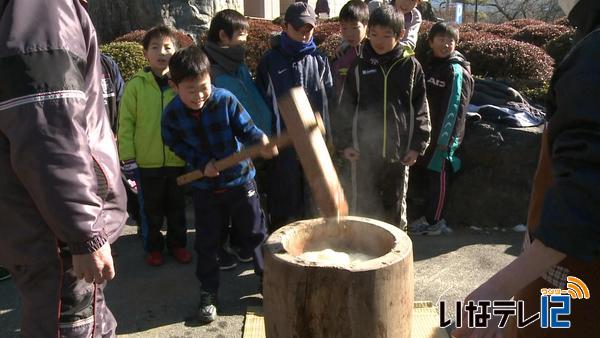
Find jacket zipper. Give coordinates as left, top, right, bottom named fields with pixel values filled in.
left=161, top=90, right=166, bottom=168
left=379, top=58, right=404, bottom=158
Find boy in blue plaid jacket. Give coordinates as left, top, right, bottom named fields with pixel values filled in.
left=162, top=46, right=276, bottom=324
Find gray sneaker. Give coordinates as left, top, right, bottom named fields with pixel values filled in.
left=422, top=219, right=444, bottom=236
left=409, top=217, right=444, bottom=236
left=198, top=290, right=218, bottom=323
left=408, top=216, right=430, bottom=235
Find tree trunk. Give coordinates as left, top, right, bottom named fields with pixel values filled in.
left=263, top=216, right=414, bottom=338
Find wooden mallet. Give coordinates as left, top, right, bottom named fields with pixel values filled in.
left=276, top=87, right=348, bottom=218
left=176, top=109, right=324, bottom=186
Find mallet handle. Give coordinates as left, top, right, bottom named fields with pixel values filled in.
left=176, top=133, right=292, bottom=186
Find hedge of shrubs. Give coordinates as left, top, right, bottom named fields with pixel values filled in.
left=503, top=18, right=546, bottom=29
left=319, top=33, right=343, bottom=60
left=114, top=29, right=195, bottom=48
left=100, top=42, right=146, bottom=81
left=103, top=17, right=570, bottom=87
left=512, top=24, right=572, bottom=47
left=544, top=30, right=575, bottom=64
left=245, top=19, right=281, bottom=74
left=458, top=39, right=554, bottom=81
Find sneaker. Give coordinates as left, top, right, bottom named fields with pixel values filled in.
left=408, top=216, right=429, bottom=235
left=218, top=250, right=237, bottom=270
left=422, top=220, right=444, bottom=236
left=228, top=246, right=253, bottom=263
left=198, top=290, right=218, bottom=323
left=145, top=251, right=164, bottom=266
left=171, top=247, right=192, bottom=264
left=0, top=267, right=10, bottom=281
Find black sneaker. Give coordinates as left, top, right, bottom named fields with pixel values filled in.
left=198, top=290, right=217, bottom=324
left=0, top=267, right=11, bottom=281
left=229, top=246, right=253, bottom=263
left=218, top=249, right=237, bottom=271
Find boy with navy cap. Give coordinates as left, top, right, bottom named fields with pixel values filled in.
left=256, top=2, right=333, bottom=231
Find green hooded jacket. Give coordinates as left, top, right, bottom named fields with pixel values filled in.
left=118, top=68, right=185, bottom=168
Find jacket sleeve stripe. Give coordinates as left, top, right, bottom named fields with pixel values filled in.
left=0, top=90, right=86, bottom=111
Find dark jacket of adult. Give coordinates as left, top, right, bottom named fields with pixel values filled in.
left=507, top=2, right=600, bottom=336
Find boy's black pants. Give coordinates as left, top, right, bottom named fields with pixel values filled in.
left=266, top=148, right=314, bottom=232
left=352, top=156, right=409, bottom=228
left=409, top=160, right=451, bottom=224
left=138, top=167, right=187, bottom=252
left=193, top=180, right=267, bottom=293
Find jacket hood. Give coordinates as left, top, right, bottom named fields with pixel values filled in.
left=428, top=50, right=471, bottom=72
left=131, top=67, right=165, bottom=87
left=361, top=40, right=415, bottom=67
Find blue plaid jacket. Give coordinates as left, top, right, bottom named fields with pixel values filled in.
left=162, top=87, right=264, bottom=190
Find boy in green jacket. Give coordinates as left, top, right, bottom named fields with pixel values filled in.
left=118, top=26, right=192, bottom=266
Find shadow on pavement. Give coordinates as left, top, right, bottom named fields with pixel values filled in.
left=410, top=227, right=523, bottom=262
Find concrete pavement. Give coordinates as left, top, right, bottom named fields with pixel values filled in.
left=0, top=224, right=523, bottom=337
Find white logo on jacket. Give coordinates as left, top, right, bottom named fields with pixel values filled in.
left=427, top=77, right=446, bottom=88
left=361, top=69, right=377, bottom=75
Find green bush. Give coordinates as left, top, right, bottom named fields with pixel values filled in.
left=544, top=30, right=575, bottom=64
left=100, top=42, right=146, bottom=81
left=512, top=24, right=572, bottom=47
left=458, top=39, right=554, bottom=82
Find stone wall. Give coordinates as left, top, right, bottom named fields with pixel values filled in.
left=408, top=121, right=544, bottom=228
left=89, top=0, right=243, bottom=43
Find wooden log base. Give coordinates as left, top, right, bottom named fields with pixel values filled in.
left=263, top=216, right=414, bottom=338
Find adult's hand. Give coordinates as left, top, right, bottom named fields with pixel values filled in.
left=72, top=242, right=115, bottom=284
left=451, top=279, right=508, bottom=338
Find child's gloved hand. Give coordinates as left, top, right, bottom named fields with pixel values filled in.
left=259, top=134, right=278, bottom=159
left=343, top=147, right=360, bottom=161
left=203, top=159, right=220, bottom=178
left=121, top=159, right=139, bottom=181
left=400, top=150, right=418, bottom=166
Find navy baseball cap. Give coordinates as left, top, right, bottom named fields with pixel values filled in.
left=284, top=2, right=317, bottom=29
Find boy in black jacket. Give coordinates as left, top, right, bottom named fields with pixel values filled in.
left=335, top=5, right=431, bottom=230
left=409, top=22, right=474, bottom=235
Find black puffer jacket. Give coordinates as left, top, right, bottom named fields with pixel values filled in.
left=335, top=40, right=430, bottom=162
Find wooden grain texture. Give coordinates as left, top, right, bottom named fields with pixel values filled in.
left=277, top=87, right=348, bottom=218
left=263, top=217, right=414, bottom=338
